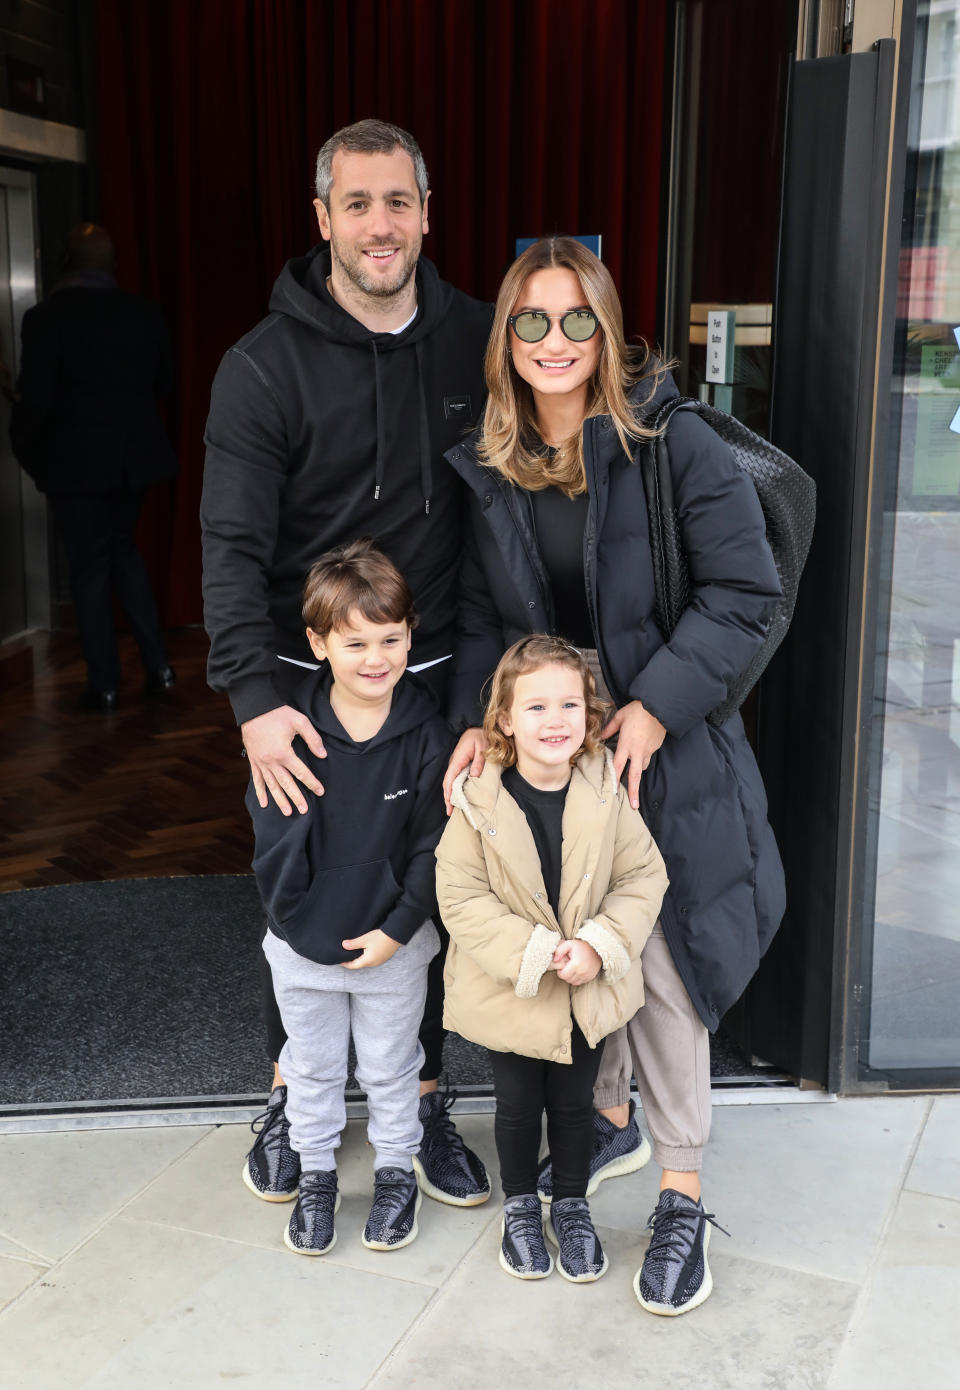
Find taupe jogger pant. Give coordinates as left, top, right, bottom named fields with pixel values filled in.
left=584, top=648, right=711, bottom=1171
left=592, top=926, right=711, bottom=1171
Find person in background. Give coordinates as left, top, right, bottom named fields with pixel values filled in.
left=201, top=119, right=491, bottom=1211
left=11, top=222, right=177, bottom=711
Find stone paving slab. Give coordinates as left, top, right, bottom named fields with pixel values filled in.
left=370, top=1218, right=859, bottom=1390
left=0, top=1125, right=210, bottom=1263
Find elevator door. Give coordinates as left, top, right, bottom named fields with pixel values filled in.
left=0, top=166, right=46, bottom=640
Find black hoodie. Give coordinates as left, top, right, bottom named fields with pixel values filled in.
left=247, top=669, right=452, bottom=965
left=201, top=248, right=492, bottom=725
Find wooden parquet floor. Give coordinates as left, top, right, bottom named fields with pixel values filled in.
left=0, top=629, right=254, bottom=890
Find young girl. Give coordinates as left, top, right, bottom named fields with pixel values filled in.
left=436, top=636, right=668, bottom=1282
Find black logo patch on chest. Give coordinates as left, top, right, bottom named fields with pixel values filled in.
left=443, top=394, right=473, bottom=422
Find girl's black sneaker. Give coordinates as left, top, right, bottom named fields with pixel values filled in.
left=547, top=1196, right=609, bottom=1282
left=499, top=1194, right=553, bottom=1279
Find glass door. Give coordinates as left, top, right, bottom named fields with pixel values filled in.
left=860, top=2, right=960, bottom=1082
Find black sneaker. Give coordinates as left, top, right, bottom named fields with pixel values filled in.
left=537, top=1098, right=650, bottom=1202
left=546, top=1196, right=609, bottom=1283
left=283, top=1169, right=339, bottom=1256
left=362, top=1167, right=421, bottom=1251
left=633, top=1189, right=730, bottom=1316
left=412, top=1090, right=491, bottom=1207
left=499, top=1195, right=553, bottom=1280
left=241, top=1085, right=301, bottom=1202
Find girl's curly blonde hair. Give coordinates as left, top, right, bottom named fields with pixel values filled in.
left=482, top=636, right=610, bottom=767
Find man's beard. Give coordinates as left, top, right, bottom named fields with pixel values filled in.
left=329, top=233, right=420, bottom=300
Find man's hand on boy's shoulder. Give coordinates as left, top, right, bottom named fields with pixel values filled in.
left=242, top=705, right=328, bottom=816
left=341, top=928, right=401, bottom=970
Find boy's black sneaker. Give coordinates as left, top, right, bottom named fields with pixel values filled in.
left=546, top=1196, right=609, bottom=1283
left=499, top=1194, right=553, bottom=1279
left=283, top=1169, right=339, bottom=1256
left=633, top=1189, right=730, bottom=1316
left=413, top=1090, right=491, bottom=1207
left=362, top=1167, right=421, bottom=1250
left=241, top=1085, right=301, bottom=1202
left=537, top=1098, right=650, bottom=1202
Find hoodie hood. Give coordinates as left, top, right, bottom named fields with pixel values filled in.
left=295, top=665, right=440, bottom=750
left=268, top=249, right=456, bottom=511
left=269, top=246, right=456, bottom=347
left=450, top=748, right=619, bottom=833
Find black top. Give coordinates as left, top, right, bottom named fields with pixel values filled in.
left=530, top=486, right=592, bottom=646
left=502, top=766, right=569, bottom=917
left=201, top=246, right=493, bottom=725
left=12, top=284, right=177, bottom=495
left=247, top=669, right=452, bottom=964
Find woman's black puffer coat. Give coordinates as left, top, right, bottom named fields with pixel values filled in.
left=444, top=375, right=786, bottom=1031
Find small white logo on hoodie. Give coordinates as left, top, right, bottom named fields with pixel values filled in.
left=384, top=788, right=409, bottom=801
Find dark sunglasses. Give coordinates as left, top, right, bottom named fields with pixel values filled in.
left=508, top=309, right=599, bottom=344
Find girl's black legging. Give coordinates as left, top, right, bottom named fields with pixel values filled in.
left=489, top=1025, right=602, bottom=1200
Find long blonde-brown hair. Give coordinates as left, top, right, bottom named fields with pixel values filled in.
left=482, top=636, right=610, bottom=768
left=479, top=236, right=668, bottom=496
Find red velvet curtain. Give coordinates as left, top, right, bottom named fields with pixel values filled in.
left=96, top=0, right=667, bottom=626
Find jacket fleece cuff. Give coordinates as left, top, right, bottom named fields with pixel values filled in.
left=576, top=919, right=632, bottom=985
left=229, top=674, right=286, bottom=727
left=515, top=924, right=560, bottom=999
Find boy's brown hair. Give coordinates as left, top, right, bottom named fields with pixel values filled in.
left=482, top=635, right=610, bottom=767
left=301, top=537, right=418, bottom=636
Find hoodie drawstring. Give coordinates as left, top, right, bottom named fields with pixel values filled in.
left=369, top=333, right=432, bottom=515
left=414, top=340, right=432, bottom=515
left=372, top=341, right=385, bottom=502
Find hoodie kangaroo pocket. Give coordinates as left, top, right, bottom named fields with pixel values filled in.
left=276, top=858, right=402, bottom=964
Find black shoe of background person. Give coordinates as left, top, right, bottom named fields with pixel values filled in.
left=144, top=665, right=176, bottom=697
left=78, top=686, right=118, bottom=713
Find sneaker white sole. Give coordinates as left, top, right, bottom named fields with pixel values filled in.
left=538, top=1132, right=652, bottom=1205
left=283, top=1192, right=340, bottom=1256
left=361, top=1188, right=421, bottom=1251
left=632, top=1222, right=712, bottom=1315
left=498, top=1218, right=554, bottom=1280
left=545, top=1217, right=609, bottom=1283
left=242, top=1160, right=299, bottom=1203
left=412, top=1155, right=491, bottom=1207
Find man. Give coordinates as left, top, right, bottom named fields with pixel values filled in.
left=12, top=223, right=177, bottom=710
left=201, top=120, right=492, bottom=1207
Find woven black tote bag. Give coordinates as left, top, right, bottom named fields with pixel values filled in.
left=640, top=396, right=816, bottom=727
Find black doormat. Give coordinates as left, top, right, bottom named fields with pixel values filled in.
left=0, top=876, right=496, bottom=1107
left=0, top=877, right=763, bottom=1108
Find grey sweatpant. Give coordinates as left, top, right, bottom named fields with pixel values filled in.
left=263, top=923, right=440, bottom=1173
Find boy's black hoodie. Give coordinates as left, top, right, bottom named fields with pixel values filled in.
left=201, top=247, right=491, bottom=725
left=247, top=669, right=452, bottom=965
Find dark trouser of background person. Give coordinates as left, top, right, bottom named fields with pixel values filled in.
left=49, top=487, right=173, bottom=708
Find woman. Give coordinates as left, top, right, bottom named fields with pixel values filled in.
left=442, top=236, right=785, bottom=1316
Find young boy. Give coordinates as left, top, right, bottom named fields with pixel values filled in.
left=247, top=538, right=452, bottom=1256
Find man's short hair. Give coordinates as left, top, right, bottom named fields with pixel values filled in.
left=314, top=118, right=429, bottom=208
left=302, top=537, right=418, bottom=636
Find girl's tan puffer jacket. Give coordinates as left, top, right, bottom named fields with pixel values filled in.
left=436, top=750, right=668, bottom=1063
